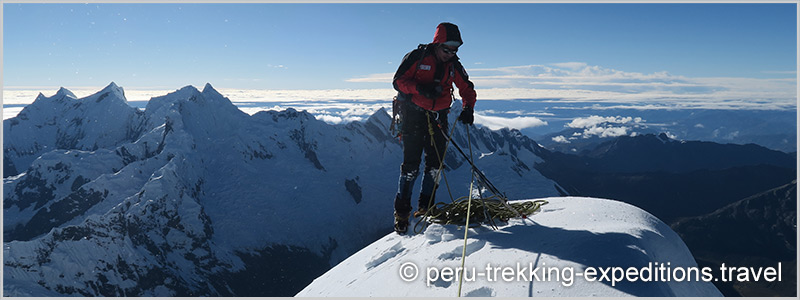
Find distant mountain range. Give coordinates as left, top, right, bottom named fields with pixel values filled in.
left=533, top=108, right=797, bottom=154
left=672, top=181, right=797, bottom=297
left=534, top=133, right=796, bottom=223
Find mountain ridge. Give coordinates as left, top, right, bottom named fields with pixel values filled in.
left=670, top=180, right=797, bottom=296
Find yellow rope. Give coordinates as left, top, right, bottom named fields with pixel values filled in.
left=457, top=124, right=476, bottom=297
left=457, top=180, right=475, bottom=297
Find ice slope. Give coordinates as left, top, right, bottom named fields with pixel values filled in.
left=297, top=197, right=723, bottom=297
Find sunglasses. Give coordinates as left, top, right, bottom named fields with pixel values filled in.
left=441, top=46, right=458, bottom=54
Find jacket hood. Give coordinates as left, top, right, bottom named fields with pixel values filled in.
left=432, top=22, right=463, bottom=47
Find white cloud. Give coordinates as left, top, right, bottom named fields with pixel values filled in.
left=3, top=107, right=25, bottom=121
left=567, top=115, right=644, bottom=129
left=219, top=88, right=396, bottom=102
left=315, top=114, right=364, bottom=124
left=473, top=114, right=548, bottom=131
left=550, top=62, right=588, bottom=70
left=345, top=73, right=393, bottom=83
left=565, top=115, right=647, bottom=139
left=2, top=88, right=174, bottom=105
left=761, top=70, right=797, bottom=75
left=582, top=126, right=630, bottom=138
left=725, top=131, right=740, bottom=139
left=6, top=59, right=795, bottom=126
left=552, top=135, right=570, bottom=144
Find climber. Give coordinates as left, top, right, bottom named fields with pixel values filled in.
left=391, top=22, right=477, bottom=234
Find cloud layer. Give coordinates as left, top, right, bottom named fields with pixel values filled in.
left=4, top=61, right=795, bottom=133
left=473, top=114, right=548, bottom=131
left=347, top=62, right=797, bottom=110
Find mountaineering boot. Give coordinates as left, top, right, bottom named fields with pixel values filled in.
left=415, top=192, right=436, bottom=218
left=393, top=169, right=417, bottom=234
left=394, top=212, right=410, bottom=234
left=394, top=169, right=418, bottom=211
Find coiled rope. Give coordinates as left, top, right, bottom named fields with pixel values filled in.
left=423, top=196, right=549, bottom=227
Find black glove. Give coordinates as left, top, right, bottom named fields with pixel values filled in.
left=459, top=107, right=474, bottom=125
left=416, top=84, right=443, bottom=100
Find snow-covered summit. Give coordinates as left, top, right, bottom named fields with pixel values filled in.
left=298, top=197, right=723, bottom=297
left=54, top=87, right=78, bottom=100
left=4, top=82, right=145, bottom=177
left=94, top=81, right=126, bottom=103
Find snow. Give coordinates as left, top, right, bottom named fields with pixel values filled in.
left=3, top=83, right=718, bottom=297
left=297, top=197, right=723, bottom=297
left=3, top=82, right=145, bottom=178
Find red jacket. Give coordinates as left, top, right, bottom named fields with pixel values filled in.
left=393, top=44, right=477, bottom=111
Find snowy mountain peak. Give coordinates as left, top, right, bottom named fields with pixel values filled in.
left=95, top=81, right=126, bottom=102
left=268, top=107, right=315, bottom=122
left=148, top=84, right=234, bottom=108
left=4, top=83, right=145, bottom=178
left=366, top=107, right=391, bottom=126
left=34, top=92, right=46, bottom=102
left=32, top=87, right=77, bottom=102
left=105, top=81, right=121, bottom=90
left=55, top=87, right=77, bottom=99
left=201, top=83, right=223, bottom=98
left=145, top=85, right=200, bottom=110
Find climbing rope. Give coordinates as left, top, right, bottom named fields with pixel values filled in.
left=422, top=196, right=549, bottom=227
left=456, top=125, right=476, bottom=297
left=403, top=101, right=549, bottom=296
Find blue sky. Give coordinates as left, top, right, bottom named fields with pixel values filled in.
left=3, top=2, right=797, bottom=91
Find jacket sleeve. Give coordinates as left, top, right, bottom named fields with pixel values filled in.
left=453, top=61, right=477, bottom=109
left=392, top=49, right=424, bottom=96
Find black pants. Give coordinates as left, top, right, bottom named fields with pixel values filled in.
left=394, top=103, right=449, bottom=217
